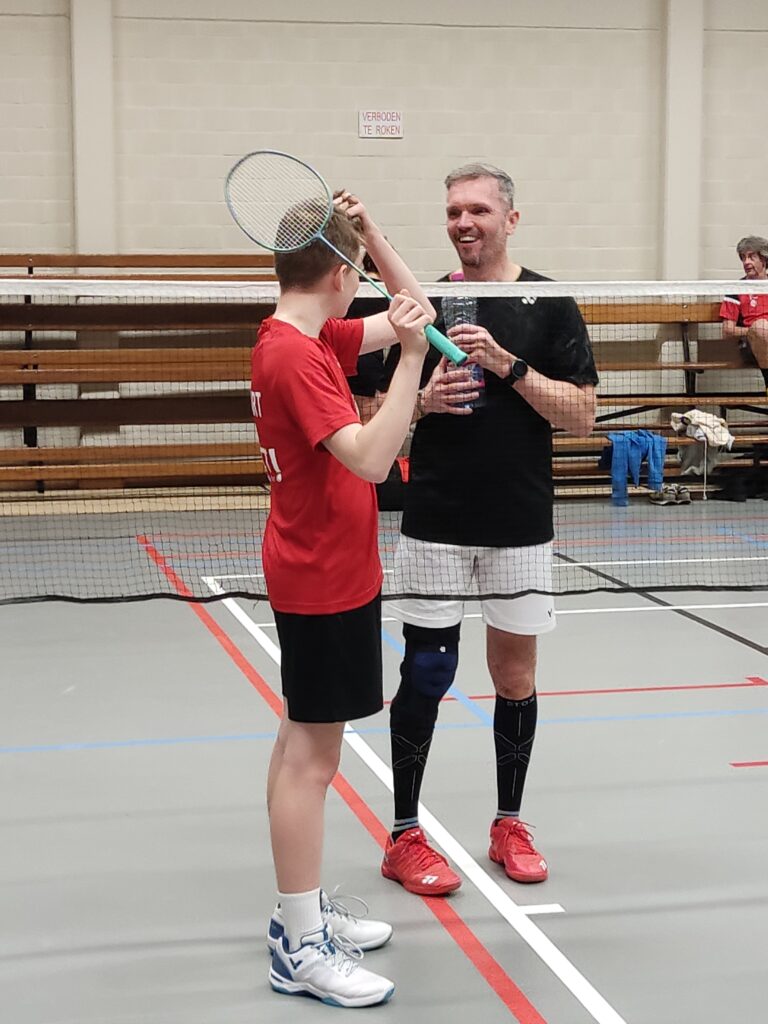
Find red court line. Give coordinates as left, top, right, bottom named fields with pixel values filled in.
left=335, top=773, right=547, bottom=1023
left=137, top=537, right=546, bottom=1023
left=731, top=760, right=768, bottom=768
left=144, top=550, right=261, bottom=561
left=146, top=546, right=397, bottom=559
left=383, top=676, right=768, bottom=706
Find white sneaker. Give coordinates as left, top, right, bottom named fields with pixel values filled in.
left=267, top=888, right=393, bottom=953
left=269, top=926, right=395, bottom=1007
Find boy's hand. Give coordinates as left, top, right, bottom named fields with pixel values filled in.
left=333, top=189, right=378, bottom=241
left=388, top=290, right=431, bottom=358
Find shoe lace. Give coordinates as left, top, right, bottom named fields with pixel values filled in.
left=402, top=830, right=449, bottom=870
left=503, top=820, right=537, bottom=853
left=318, top=933, right=363, bottom=977
left=321, top=886, right=369, bottom=924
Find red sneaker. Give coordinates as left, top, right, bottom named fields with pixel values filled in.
left=381, top=828, right=462, bottom=895
left=489, top=818, right=548, bottom=883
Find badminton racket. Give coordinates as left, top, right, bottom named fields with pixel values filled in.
left=225, top=150, right=467, bottom=365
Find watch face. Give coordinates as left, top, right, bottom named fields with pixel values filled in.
left=512, top=359, right=528, bottom=379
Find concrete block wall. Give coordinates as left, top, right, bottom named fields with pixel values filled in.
left=0, top=0, right=73, bottom=251
left=2, top=1, right=766, bottom=282
left=702, top=2, right=768, bottom=278
left=110, top=0, right=663, bottom=279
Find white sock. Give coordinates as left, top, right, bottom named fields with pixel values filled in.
left=278, top=888, right=323, bottom=950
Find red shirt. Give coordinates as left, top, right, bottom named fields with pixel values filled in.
left=719, top=288, right=768, bottom=327
left=251, top=315, right=382, bottom=614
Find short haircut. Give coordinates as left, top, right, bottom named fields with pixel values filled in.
left=275, top=208, right=363, bottom=290
left=736, top=235, right=768, bottom=264
left=444, top=162, right=515, bottom=210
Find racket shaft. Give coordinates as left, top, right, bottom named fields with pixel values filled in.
left=321, top=234, right=468, bottom=365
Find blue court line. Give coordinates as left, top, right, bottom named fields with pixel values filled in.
left=4, top=706, right=768, bottom=756
left=380, top=623, right=494, bottom=726
left=0, top=731, right=277, bottom=754
left=722, top=529, right=768, bottom=550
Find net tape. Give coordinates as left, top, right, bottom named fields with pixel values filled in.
left=4, top=278, right=768, bottom=299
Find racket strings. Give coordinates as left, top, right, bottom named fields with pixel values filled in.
left=225, top=151, right=331, bottom=252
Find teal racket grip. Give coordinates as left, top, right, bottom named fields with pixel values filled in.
left=424, top=324, right=468, bottom=365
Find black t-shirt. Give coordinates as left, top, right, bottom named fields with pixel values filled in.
left=346, top=295, right=389, bottom=396
left=382, top=268, right=599, bottom=547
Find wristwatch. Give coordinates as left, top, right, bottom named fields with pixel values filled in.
left=507, top=358, right=529, bottom=385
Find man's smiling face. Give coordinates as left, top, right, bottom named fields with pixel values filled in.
left=445, top=176, right=518, bottom=273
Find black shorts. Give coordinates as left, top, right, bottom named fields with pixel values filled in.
left=273, top=594, right=382, bottom=723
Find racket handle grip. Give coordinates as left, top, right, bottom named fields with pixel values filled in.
left=424, top=324, right=468, bottom=365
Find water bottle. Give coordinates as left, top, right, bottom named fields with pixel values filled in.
left=441, top=294, right=486, bottom=409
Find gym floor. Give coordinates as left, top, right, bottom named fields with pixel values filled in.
left=1, top=500, right=766, bottom=1024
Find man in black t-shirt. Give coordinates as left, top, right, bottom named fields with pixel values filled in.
left=379, top=163, right=599, bottom=896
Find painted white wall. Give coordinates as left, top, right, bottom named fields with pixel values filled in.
left=70, top=0, right=116, bottom=251
left=0, top=1, right=766, bottom=281
left=661, top=0, right=703, bottom=280
left=701, top=0, right=768, bottom=278
left=111, top=0, right=663, bottom=278
left=0, top=0, right=72, bottom=250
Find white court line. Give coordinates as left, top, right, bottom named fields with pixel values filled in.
left=552, top=602, right=768, bottom=616
left=442, top=603, right=768, bottom=619
left=203, top=576, right=627, bottom=1024
left=556, top=556, right=768, bottom=567
left=206, top=556, right=768, bottom=583
left=519, top=904, right=565, bottom=916
left=228, top=601, right=768, bottom=628
left=213, top=573, right=265, bottom=581
left=210, top=573, right=391, bottom=581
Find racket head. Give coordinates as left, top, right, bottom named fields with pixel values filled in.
left=224, top=150, right=333, bottom=253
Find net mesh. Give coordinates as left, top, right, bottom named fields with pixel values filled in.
left=0, top=277, right=766, bottom=605
left=224, top=151, right=331, bottom=252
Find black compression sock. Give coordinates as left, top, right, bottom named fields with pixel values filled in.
left=389, top=623, right=459, bottom=834
left=493, top=692, right=538, bottom=818
left=389, top=687, right=439, bottom=832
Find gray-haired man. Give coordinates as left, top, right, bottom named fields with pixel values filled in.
left=720, top=235, right=768, bottom=392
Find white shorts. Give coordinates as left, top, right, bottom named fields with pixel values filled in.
left=388, top=535, right=556, bottom=636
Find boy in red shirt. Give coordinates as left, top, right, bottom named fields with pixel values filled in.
left=253, top=192, right=433, bottom=1007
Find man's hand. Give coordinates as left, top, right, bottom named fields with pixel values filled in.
left=447, top=323, right=514, bottom=378
left=388, top=290, right=432, bottom=359
left=421, top=356, right=481, bottom=416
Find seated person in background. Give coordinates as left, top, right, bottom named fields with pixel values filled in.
left=720, top=235, right=768, bottom=393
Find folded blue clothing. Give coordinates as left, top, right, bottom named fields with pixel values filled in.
left=606, top=430, right=667, bottom=506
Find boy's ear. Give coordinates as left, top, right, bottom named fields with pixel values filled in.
left=331, top=261, right=351, bottom=292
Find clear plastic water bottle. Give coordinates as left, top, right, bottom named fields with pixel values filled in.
left=441, top=294, right=486, bottom=409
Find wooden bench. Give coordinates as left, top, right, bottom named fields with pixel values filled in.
left=0, top=252, right=276, bottom=280
left=1, top=263, right=766, bottom=496
left=0, top=254, right=274, bottom=491
left=550, top=298, right=767, bottom=494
